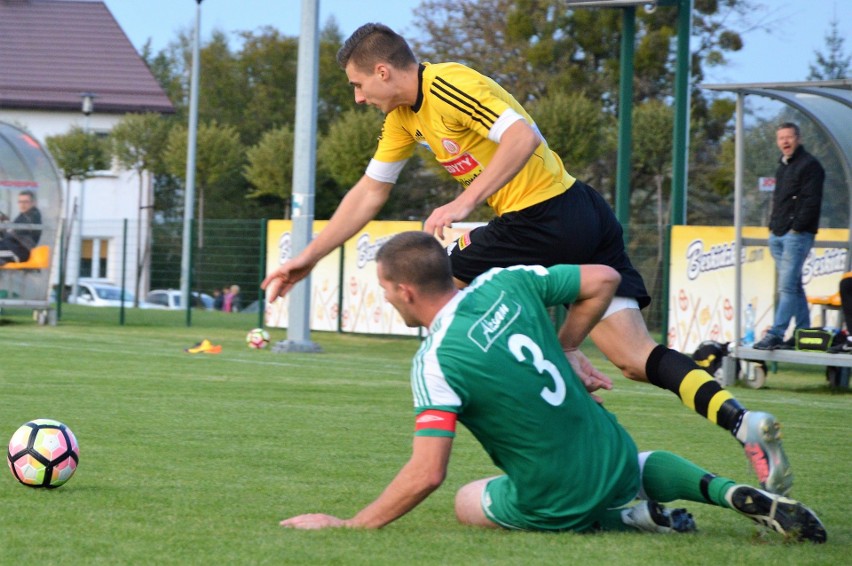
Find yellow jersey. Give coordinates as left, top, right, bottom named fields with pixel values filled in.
left=370, top=62, right=575, bottom=216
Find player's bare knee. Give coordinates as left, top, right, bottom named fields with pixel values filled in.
left=455, top=479, right=495, bottom=527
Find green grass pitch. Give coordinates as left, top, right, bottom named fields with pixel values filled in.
left=1, top=307, right=848, bottom=564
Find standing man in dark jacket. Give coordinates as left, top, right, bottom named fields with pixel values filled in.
left=755, top=123, right=825, bottom=350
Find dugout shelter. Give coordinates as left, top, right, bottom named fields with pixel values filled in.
left=701, top=79, right=852, bottom=387
left=0, top=121, right=62, bottom=324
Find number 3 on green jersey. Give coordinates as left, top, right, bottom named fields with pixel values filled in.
left=507, top=333, right=566, bottom=406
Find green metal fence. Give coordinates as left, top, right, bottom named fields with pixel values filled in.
left=45, top=219, right=666, bottom=333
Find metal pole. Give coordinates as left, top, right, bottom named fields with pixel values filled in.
left=615, top=6, right=636, bottom=239
left=71, top=93, right=95, bottom=299
left=257, top=218, right=267, bottom=329
left=120, top=218, right=127, bottom=326
left=180, top=0, right=202, bottom=327
left=56, top=228, right=64, bottom=320
left=273, top=0, right=321, bottom=353
left=670, top=0, right=692, bottom=225
left=732, top=92, right=745, bottom=357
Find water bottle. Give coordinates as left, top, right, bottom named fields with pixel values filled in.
left=744, top=303, right=755, bottom=346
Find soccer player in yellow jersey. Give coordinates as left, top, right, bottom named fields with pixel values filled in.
left=261, top=23, right=792, bottom=495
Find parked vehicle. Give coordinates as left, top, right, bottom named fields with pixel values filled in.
left=145, top=289, right=214, bottom=310
left=68, top=279, right=157, bottom=308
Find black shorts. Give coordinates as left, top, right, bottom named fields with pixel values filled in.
left=448, top=181, right=651, bottom=308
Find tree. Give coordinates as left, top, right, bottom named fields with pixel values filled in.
left=163, top=121, right=246, bottom=296
left=808, top=16, right=851, bottom=80
left=45, top=126, right=109, bottom=296
left=412, top=0, right=756, bottom=105
left=110, top=112, right=173, bottom=304
left=45, top=126, right=109, bottom=184
left=236, top=27, right=299, bottom=145
left=529, top=91, right=614, bottom=180
left=164, top=120, right=245, bottom=234
left=409, top=0, right=751, bottom=221
left=632, top=100, right=674, bottom=252
left=243, top=125, right=295, bottom=216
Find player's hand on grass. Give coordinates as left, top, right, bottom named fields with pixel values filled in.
left=280, top=513, right=347, bottom=530
left=261, top=257, right=316, bottom=301
left=564, top=349, right=613, bottom=403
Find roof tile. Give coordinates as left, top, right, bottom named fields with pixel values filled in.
left=0, top=0, right=175, bottom=113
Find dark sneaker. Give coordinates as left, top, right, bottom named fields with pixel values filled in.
left=827, top=340, right=852, bottom=354
left=775, top=337, right=796, bottom=350
left=726, top=485, right=827, bottom=543
left=621, top=501, right=696, bottom=534
left=735, top=411, right=793, bottom=495
left=753, top=334, right=783, bottom=350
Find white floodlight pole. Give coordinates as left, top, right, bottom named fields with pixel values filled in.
left=71, top=92, right=96, bottom=301
left=180, top=0, right=202, bottom=325
left=273, top=0, right=321, bottom=353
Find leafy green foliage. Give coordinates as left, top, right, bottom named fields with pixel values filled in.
left=164, top=121, right=246, bottom=219
left=244, top=125, right=295, bottom=203
left=45, top=126, right=109, bottom=182
left=317, top=108, right=384, bottom=189
left=530, top=91, right=614, bottom=178
left=110, top=112, right=172, bottom=176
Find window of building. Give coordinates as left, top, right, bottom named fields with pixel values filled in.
left=81, top=238, right=109, bottom=278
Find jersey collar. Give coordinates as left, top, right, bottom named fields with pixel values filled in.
left=411, top=63, right=426, bottom=113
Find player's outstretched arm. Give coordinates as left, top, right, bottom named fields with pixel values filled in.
left=559, top=265, right=620, bottom=395
left=262, top=176, right=394, bottom=300
left=280, top=436, right=453, bottom=530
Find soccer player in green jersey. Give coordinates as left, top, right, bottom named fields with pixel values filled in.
left=280, top=232, right=825, bottom=542
left=262, top=23, right=791, bottom=495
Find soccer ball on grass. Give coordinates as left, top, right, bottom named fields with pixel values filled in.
left=246, top=328, right=270, bottom=349
left=7, top=419, right=79, bottom=488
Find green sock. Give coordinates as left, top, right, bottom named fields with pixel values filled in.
left=641, top=450, right=736, bottom=508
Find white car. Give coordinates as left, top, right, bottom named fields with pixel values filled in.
left=69, top=280, right=157, bottom=308
left=145, top=289, right=214, bottom=310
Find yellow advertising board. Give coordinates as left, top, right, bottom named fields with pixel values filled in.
left=340, top=220, right=422, bottom=335
left=265, top=220, right=427, bottom=335
left=668, top=226, right=849, bottom=353
left=264, top=220, right=340, bottom=331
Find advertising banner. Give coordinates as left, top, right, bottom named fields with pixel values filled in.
left=668, top=226, right=848, bottom=353
left=340, top=220, right=422, bottom=335
left=264, top=220, right=340, bottom=331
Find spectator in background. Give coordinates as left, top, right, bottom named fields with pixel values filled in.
left=212, top=288, right=224, bottom=311
left=0, top=190, right=41, bottom=266
left=754, top=122, right=825, bottom=350
left=223, top=284, right=241, bottom=313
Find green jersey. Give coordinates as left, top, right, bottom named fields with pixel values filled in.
left=412, top=264, right=638, bottom=530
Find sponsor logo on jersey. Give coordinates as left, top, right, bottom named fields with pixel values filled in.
left=457, top=232, right=472, bottom=250
left=441, top=138, right=460, bottom=154
left=467, top=292, right=522, bottom=352
left=440, top=153, right=479, bottom=176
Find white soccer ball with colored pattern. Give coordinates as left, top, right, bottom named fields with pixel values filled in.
left=246, top=328, right=270, bottom=349
left=7, top=419, right=79, bottom=488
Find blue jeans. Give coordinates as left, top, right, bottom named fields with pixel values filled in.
left=768, top=231, right=814, bottom=338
